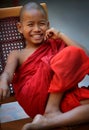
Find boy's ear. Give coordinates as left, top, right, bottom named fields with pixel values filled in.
left=16, top=22, right=23, bottom=34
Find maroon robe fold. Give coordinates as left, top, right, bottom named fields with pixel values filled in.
left=12, top=39, right=89, bottom=118
left=49, top=46, right=89, bottom=112
left=12, top=39, right=66, bottom=118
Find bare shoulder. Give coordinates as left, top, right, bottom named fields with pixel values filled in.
left=8, top=50, right=21, bottom=59
left=8, top=48, right=35, bottom=65
left=4, top=50, right=23, bottom=73
left=8, top=49, right=28, bottom=65
left=7, top=50, right=25, bottom=66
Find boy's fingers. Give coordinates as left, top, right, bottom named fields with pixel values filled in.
left=7, top=90, right=10, bottom=97
left=0, top=88, right=5, bottom=103
left=0, top=88, right=3, bottom=101
left=44, top=35, right=47, bottom=41
left=0, top=88, right=10, bottom=104
left=3, top=88, right=10, bottom=99
left=45, top=28, right=55, bottom=40
left=45, top=31, right=54, bottom=39
left=48, top=32, right=53, bottom=37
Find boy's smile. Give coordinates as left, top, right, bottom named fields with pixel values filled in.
left=17, top=9, right=49, bottom=47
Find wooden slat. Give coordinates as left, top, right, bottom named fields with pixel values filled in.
left=1, top=120, right=89, bottom=130
left=0, top=96, right=16, bottom=104
left=0, top=6, right=22, bottom=18
left=0, top=3, right=48, bottom=19
left=1, top=118, right=32, bottom=130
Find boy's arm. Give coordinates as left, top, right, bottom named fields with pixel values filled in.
left=0, top=50, right=19, bottom=101
left=59, top=32, right=89, bottom=56
left=54, top=104, right=89, bottom=126
left=45, top=28, right=89, bottom=56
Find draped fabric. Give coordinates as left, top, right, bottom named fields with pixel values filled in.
left=49, top=46, right=89, bottom=112
left=12, top=39, right=89, bottom=118
left=12, top=39, right=66, bottom=118
left=49, top=46, right=89, bottom=92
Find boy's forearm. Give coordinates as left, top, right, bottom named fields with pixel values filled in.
left=0, top=71, right=12, bottom=84
left=59, top=32, right=89, bottom=56
left=53, top=104, right=89, bottom=127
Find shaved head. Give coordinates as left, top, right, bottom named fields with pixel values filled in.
left=20, top=1, right=48, bottom=22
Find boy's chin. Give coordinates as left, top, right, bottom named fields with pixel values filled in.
left=33, top=40, right=44, bottom=45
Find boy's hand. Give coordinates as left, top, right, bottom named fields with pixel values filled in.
left=0, top=81, right=10, bottom=103
left=45, top=28, right=60, bottom=40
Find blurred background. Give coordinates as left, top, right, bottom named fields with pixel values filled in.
left=0, top=0, right=89, bottom=48
left=0, top=0, right=89, bottom=85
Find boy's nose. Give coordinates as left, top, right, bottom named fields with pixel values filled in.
left=34, top=25, right=41, bottom=31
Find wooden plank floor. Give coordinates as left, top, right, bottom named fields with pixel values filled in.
left=1, top=120, right=89, bottom=130
left=1, top=118, right=32, bottom=130
left=1, top=96, right=89, bottom=130
left=0, top=96, right=16, bottom=104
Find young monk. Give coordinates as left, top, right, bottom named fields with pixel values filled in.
left=0, top=1, right=89, bottom=130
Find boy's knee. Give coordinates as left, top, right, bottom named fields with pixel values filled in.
left=51, top=46, right=85, bottom=65
left=66, top=46, right=83, bottom=59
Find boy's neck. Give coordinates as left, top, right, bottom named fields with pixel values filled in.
left=25, top=41, right=44, bottom=49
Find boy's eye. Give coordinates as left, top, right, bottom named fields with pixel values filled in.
left=27, top=23, right=33, bottom=27
left=39, top=22, right=46, bottom=26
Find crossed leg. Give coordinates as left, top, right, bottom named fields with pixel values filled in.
left=22, top=92, right=63, bottom=130
left=22, top=95, right=89, bottom=130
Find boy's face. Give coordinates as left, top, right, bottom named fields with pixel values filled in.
left=17, top=9, right=49, bottom=45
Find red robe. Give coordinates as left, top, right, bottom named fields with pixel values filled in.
left=49, top=46, right=89, bottom=112
left=12, top=39, right=89, bottom=118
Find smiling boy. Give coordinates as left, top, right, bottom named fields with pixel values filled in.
left=0, top=1, right=89, bottom=130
